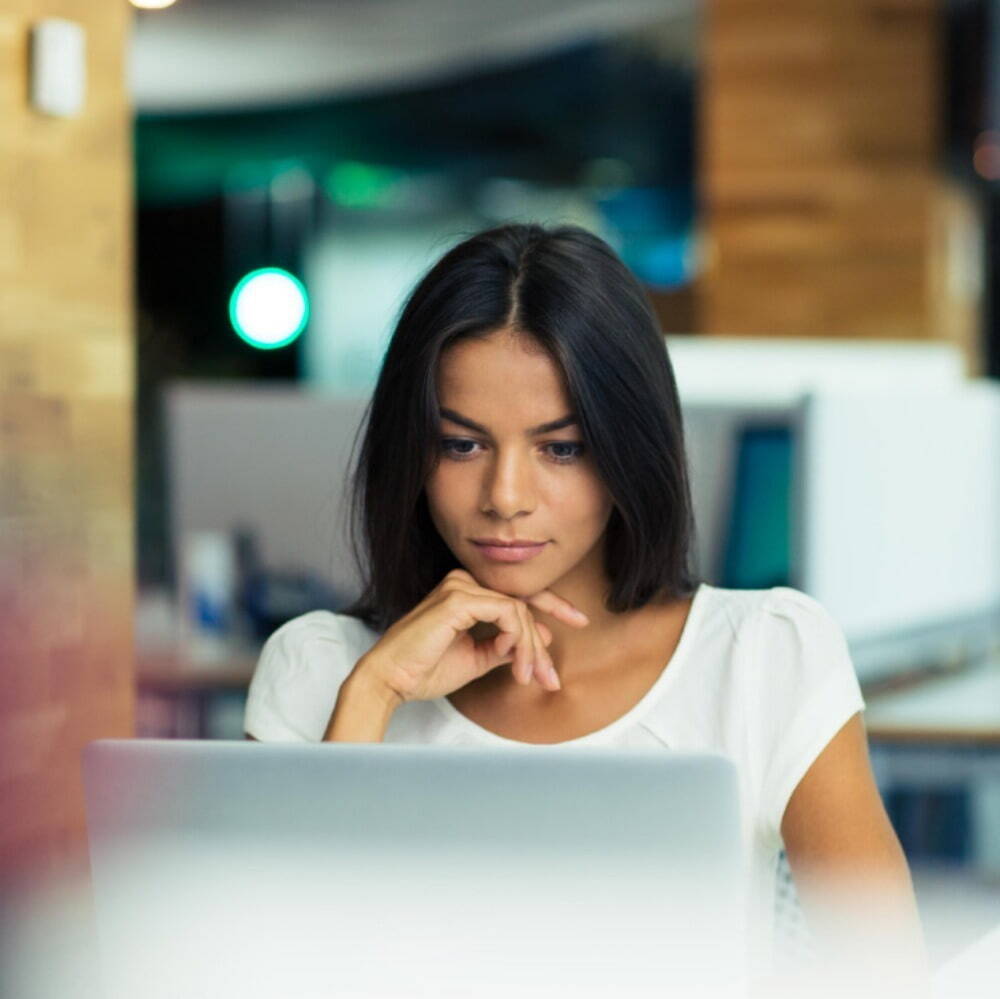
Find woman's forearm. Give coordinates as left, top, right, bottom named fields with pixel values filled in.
left=323, top=658, right=402, bottom=742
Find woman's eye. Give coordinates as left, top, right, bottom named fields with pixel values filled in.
left=439, top=438, right=478, bottom=458
left=438, top=438, right=585, bottom=464
left=546, top=442, right=585, bottom=463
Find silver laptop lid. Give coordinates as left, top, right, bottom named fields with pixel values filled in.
left=83, top=740, right=748, bottom=999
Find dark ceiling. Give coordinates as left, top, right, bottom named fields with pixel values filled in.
left=136, top=37, right=695, bottom=203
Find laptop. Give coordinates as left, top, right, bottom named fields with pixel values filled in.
left=82, top=740, right=749, bottom=999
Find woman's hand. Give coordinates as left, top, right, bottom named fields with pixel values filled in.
left=355, top=568, right=589, bottom=704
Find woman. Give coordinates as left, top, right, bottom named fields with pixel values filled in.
left=244, top=222, right=930, bottom=995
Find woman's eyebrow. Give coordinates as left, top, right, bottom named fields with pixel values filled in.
left=439, top=408, right=578, bottom=435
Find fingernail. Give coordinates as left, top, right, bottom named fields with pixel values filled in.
left=546, top=665, right=561, bottom=689
left=571, top=609, right=589, bottom=623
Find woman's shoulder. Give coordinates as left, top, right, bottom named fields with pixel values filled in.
left=703, top=582, right=862, bottom=710
left=260, top=609, right=382, bottom=661
left=681, top=582, right=854, bottom=691
left=696, top=582, right=840, bottom=646
left=756, top=584, right=836, bottom=617
left=751, top=585, right=852, bottom=657
left=244, top=610, right=383, bottom=742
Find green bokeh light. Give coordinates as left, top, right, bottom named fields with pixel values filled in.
left=325, top=161, right=405, bottom=208
left=228, top=267, right=309, bottom=349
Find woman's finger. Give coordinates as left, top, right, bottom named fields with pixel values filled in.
left=535, top=620, right=560, bottom=690
left=445, top=587, right=525, bottom=662
left=515, top=601, right=538, bottom=686
left=440, top=579, right=561, bottom=689
left=494, top=596, right=526, bottom=683
left=444, top=583, right=523, bottom=657
left=530, top=614, right=548, bottom=687
left=494, top=629, right=515, bottom=660
left=526, top=589, right=589, bottom=628
left=521, top=608, right=558, bottom=690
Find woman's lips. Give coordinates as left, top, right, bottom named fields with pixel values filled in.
left=471, top=542, right=548, bottom=563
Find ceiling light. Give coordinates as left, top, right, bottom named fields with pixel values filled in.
left=129, top=0, right=178, bottom=11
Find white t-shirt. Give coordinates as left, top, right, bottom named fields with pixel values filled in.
left=243, top=581, right=866, bottom=982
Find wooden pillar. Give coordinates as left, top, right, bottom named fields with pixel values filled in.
left=0, top=1, right=135, bottom=887
left=700, top=0, right=943, bottom=339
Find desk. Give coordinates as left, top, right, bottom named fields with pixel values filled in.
left=864, top=656, right=1000, bottom=745
left=136, top=644, right=258, bottom=738
left=863, top=656, right=1000, bottom=876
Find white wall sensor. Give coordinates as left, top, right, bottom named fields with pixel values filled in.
left=30, top=19, right=87, bottom=117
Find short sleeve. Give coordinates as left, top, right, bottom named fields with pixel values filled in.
left=243, top=611, right=362, bottom=742
left=752, top=587, right=866, bottom=845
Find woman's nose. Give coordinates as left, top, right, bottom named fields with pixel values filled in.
left=481, top=448, right=536, bottom=519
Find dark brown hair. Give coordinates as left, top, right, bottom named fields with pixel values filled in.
left=338, top=222, right=700, bottom=633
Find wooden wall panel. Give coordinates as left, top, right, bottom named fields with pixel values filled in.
left=701, top=0, right=943, bottom=338
left=0, top=1, right=134, bottom=887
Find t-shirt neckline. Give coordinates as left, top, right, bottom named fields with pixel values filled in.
left=431, top=581, right=712, bottom=748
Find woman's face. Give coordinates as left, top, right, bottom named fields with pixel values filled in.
left=424, top=329, right=615, bottom=601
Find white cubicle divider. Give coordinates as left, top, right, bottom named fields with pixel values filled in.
left=669, top=335, right=970, bottom=605
left=797, top=381, right=1000, bottom=682
left=165, top=382, right=371, bottom=610
left=666, top=335, right=966, bottom=407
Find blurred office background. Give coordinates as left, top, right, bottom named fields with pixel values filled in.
left=3, top=0, right=1000, bottom=994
